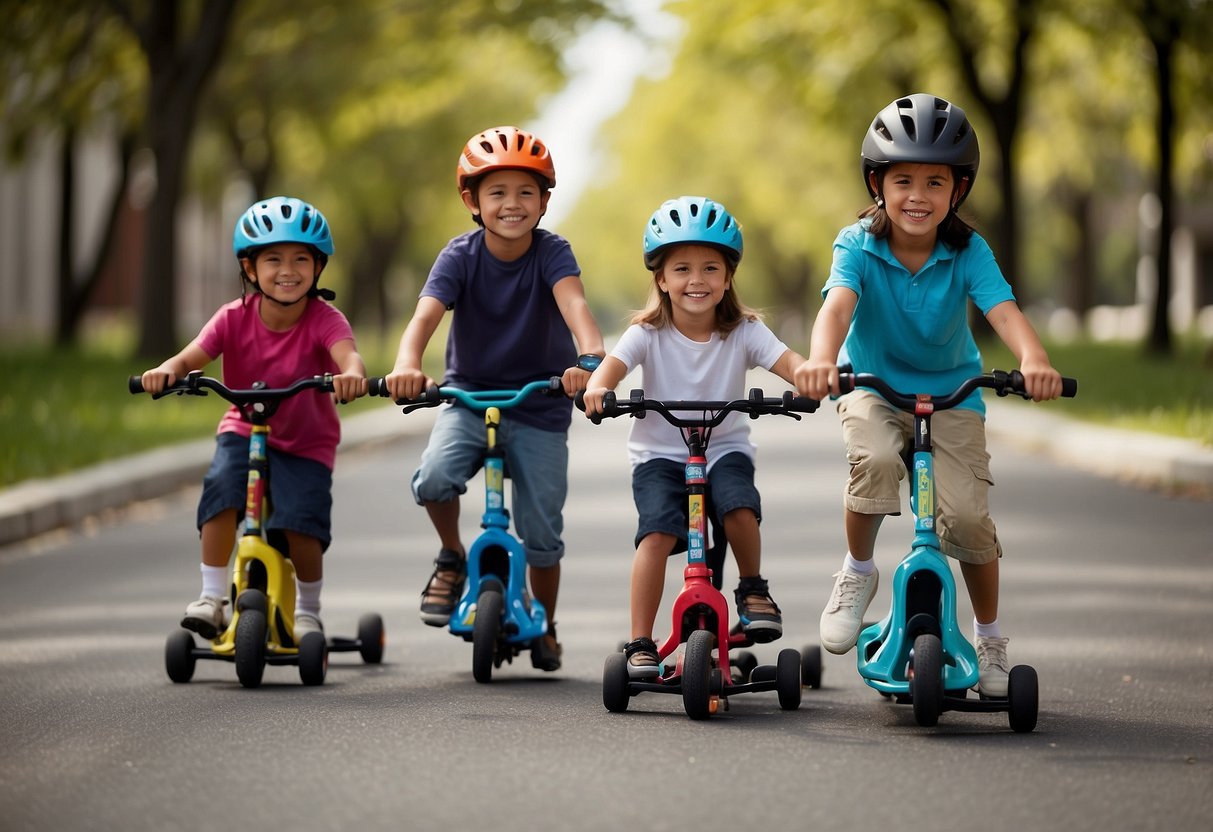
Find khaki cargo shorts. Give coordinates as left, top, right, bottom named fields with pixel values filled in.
left=837, top=389, right=1001, bottom=565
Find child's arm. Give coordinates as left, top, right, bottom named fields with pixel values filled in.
left=794, top=286, right=857, bottom=400
left=385, top=296, right=447, bottom=400
left=985, top=300, right=1063, bottom=401
left=140, top=342, right=213, bottom=395
left=769, top=348, right=809, bottom=386
left=329, top=338, right=367, bottom=403
left=580, top=356, right=628, bottom=418
left=552, top=275, right=606, bottom=396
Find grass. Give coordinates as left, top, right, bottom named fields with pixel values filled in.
left=2, top=335, right=1210, bottom=490
left=978, top=337, right=1213, bottom=445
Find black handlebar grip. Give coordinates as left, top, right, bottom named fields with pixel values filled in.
left=128, top=376, right=145, bottom=394
left=573, top=390, right=587, bottom=412
left=1061, top=377, right=1078, bottom=397
left=368, top=377, right=389, bottom=397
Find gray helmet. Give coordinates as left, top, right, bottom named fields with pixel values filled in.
left=861, top=94, right=979, bottom=207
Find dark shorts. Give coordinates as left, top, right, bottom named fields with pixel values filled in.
left=630, top=452, right=761, bottom=553
left=197, top=432, right=334, bottom=552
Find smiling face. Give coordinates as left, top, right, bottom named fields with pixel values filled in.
left=244, top=242, right=319, bottom=305
left=874, top=162, right=965, bottom=244
left=462, top=169, right=550, bottom=257
left=656, top=244, right=731, bottom=330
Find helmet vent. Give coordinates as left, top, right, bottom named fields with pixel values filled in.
left=281, top=204, right=293, bottom=220
left=705, top=207, right=718, bottom=227
left=667, top=208, right=682, bottom=227
left=899, top=114, right=917, bottom=141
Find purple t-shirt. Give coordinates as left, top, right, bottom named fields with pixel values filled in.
left=420, top=228, right=581, bottom=431
left=196, top=295, right=354, bottom=469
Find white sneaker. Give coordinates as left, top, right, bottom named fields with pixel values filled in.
left=181, top=595, right=229, bottom=640
left=819, top=568, right=879, bottom=654
left=294, top=612, right=325, bottom=638
left=975, top=636, right=1010, bottom=697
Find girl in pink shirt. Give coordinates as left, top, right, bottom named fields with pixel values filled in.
left=140, top=197, right=366, bottom=639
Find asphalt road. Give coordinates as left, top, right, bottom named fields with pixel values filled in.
left=1, top=402, right=1210, bottom=832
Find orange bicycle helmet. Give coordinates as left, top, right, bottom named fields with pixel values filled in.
left=456, top=126, right=556, bottom=192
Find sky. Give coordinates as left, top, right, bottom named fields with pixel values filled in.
left=528, top=1, right=683, bottom=228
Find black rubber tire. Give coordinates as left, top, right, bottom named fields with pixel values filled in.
left=681, top=630, right=714, bottom=720
left=297, top=631, right=328, bottom=686
left=236, top=588, right=267, bottom=614
left=165, top=630, right=196, bottom=684
left=235, top=608, right=267, bottom=689
left=910, top=632, right=943, bottom=727
left=800, top=644, right=824, bottom=689
left=602, top=651, right=630, bottom=713
left=733, top=650, right=758, bottom=683
left=472, top=589, right=503, bottom=684
left=1007, top=664, right=1039, bottom=733
left=776, top=648, right=802, bottom=711
left=357, top=613, right=385, bottom=664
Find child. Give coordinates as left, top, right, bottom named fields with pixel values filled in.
left=140, top=196, right=367, bottom=639
left=383, top=125, right=605, bottom=672
left=581, top=195, right=808, bottom=679
left=794, top=94, right=1063, bottom=696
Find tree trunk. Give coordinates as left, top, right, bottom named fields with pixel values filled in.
left=1145, top=4, right=1177, bottom=356
left=128, top=0, right=236, bottom=358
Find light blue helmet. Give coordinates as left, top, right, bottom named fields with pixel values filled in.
left=232, top=196, right=333, bottom=259
left=643, top=196, right=742, bottom=271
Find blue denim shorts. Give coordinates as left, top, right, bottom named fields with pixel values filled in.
left=411, top=404, right=568, bottom=568
left=197, top=432, right=333, bottom=552
left=630, top=451, right=761, bottom=552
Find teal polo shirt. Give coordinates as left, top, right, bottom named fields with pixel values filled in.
left=823, top=221, right=1016, bottom=416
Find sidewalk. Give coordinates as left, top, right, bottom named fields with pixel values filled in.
left=1, top=398, right=1210, bottom=547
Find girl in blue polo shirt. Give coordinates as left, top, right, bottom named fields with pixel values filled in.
left=794, top=94, right=1063, bottom=697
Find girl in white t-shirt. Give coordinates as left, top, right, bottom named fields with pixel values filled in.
left=581, top=196, right=807, bottom=679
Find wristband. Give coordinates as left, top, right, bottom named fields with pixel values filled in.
left=576, top=353, right=603, bottom=372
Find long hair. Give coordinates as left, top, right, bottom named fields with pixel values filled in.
left=862, top=166, right=975, bottom=250
left=630, top=250, right=761, bottom=337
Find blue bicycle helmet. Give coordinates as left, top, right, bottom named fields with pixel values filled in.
left=233, top=196, right=334, bottom=259
left=643, top=196, right=743, bottom=271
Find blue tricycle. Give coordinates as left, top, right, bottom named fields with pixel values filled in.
left=838, top=369, right=1076, bottom=732
left=371, top=377, right=562, bottom=682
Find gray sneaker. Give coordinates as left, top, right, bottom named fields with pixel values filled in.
left=975, top=636, right=1010, bottom=698
left=819, top=567, right=879, bottom=654
left=181, top=595, right=229, bottom=640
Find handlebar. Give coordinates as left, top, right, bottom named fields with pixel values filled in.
left=575, top=387, right=819, bottom=427
left=128, top=371, right=335, bottom=420
left=840, top=369, right=1077, bottom=413
left=367, top=376, right=565, bottom=414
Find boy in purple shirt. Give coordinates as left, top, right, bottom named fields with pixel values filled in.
left=384, top=126, right=605, bottom=671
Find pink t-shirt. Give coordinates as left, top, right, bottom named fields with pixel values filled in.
left=196, top=295, right=354, bottom=469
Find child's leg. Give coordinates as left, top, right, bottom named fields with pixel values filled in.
left=844, top=509, right=884, bottom=563
left=528, top=563, right=559, bottom=621
left=630, top=533, right=677, bottom=640
left=201, top=509, right=238, bottom=568
left=959, top=558, right=999, bottom=625
left=424, top=498, right=465, bottom=557
left=723, top=508, right=760, bottom=577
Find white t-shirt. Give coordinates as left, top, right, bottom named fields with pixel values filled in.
left=610, top=319, right=789, bottom=470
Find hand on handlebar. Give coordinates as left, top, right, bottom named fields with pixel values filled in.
left=793, top=358, right=843, bottom=402
left=1016, top=359, right=1064, bottom=403
left=139, top=368, right=178, bottom=396
left=382, top=367, right=433, bottom=402
left=578, top=387, right=611, bottom=419
left=331, top=373, right=368, bottom=405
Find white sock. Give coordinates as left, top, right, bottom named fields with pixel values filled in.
left=974, top=618, right=1001, bottom=639
left=844, top=553, right=876, bottom=576
left=296, top=578, right=323, bottom=617
left=200, top=564, right=227, bottom=599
